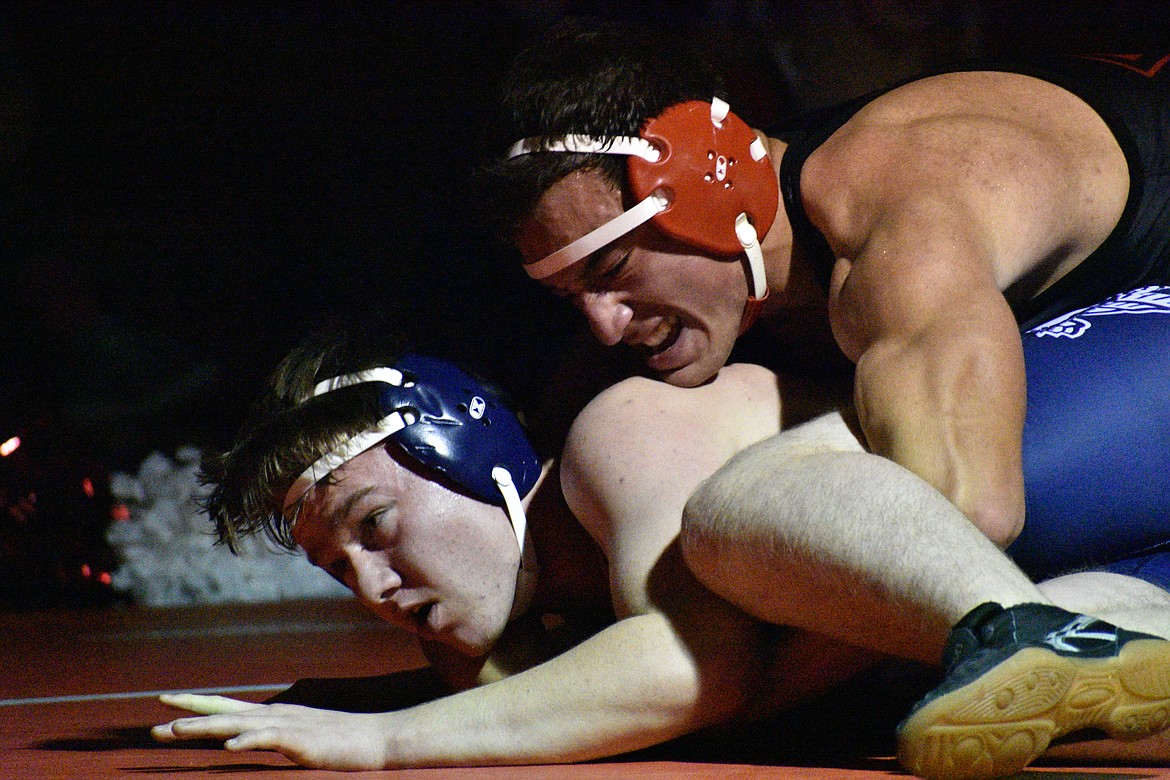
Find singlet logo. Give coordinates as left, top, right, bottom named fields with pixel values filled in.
left=1077, top=53, right=1170, bottom=78
left=1030, top=286, right=1170, bottom=339
left=468, top=396, right=486, bottom=419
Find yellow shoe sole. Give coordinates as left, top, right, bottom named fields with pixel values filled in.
left=897, top=638, right=1170, bottom=780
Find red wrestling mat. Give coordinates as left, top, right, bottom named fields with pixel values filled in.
left=3, top=599, right=1169, bottom=779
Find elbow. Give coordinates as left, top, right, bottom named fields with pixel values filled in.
left=947, top=461, right=1027, bottom=548
left=962, top=493, right=1025, bottom=549
left=977, top=510, right=1024, bottom=549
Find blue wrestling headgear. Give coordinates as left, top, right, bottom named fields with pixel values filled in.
left=281, top=354, right=542, bottom=568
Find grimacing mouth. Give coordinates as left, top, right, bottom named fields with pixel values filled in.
left=627, top=317, right=680, bottom=354
left=409, top=600, right=434, bottom=626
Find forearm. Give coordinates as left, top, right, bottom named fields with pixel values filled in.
left=828, top=219, right=1030, bottom=543
left=853, top=324, right=1027, bottom=545
left=382, top=612, right=762, bottom=767
left=156, top=611, right=754, bottom=769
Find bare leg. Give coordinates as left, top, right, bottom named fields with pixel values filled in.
left=680, top=414, right=1046, bottom=663
left=1039, top=572, right=1170, bottom=640
left=679, top=414, right=1170, bottom=780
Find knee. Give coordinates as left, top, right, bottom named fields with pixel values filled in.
left=679, top=475, right=731, bottom=586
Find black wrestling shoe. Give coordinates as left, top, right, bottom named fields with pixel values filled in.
left=896, top=602, right=1170, bottom=780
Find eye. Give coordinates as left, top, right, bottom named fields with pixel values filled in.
left=584, top=251, right=631, bottom=295
left=361, top=511, right=382, bottom=537
left=599, top=252, right=630, bottom=280
left=359, top=508, right=396, bottom=550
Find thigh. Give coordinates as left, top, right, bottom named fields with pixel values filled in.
left=1037, top=567, right=1170, bottom=612
left=1008, top=287, right=1170, bottom=580
left=1036, top=566, right=1170, bottom=639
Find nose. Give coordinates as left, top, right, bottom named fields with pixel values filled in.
left=577, top=291, right=633, bottom=347
left=347, top=550, right=401, bottom=607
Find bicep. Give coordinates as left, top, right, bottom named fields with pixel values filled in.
left=834, top=211, right=1028, bottom=539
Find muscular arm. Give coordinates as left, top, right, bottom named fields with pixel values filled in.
left=806, top=74, right=1129, bottom=545
left=831, top=200, right=1028, bottom=545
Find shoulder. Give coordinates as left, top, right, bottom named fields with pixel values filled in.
left=804, top=71, right=1125, bottom=333
left=560, top=366, right=782, bottom=533
left=583, top=362, right=782, bottom=416
left=567, top=364, right=780, bottom=458
left=806, top=70, right=1121, bottom=220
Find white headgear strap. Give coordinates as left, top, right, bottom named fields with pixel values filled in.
left=508, top=134, right=668, bottom=281
left=508, top=97, right=767, bottom=297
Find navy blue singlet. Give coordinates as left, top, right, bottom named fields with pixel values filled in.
left=1007, top=287, right=1170, bottom=586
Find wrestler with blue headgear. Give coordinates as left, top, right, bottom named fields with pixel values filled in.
left=190, top=333, right=560, bottom=663
left=280, top=352, right=544, bottom=636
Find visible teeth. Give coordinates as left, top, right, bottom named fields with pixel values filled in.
left=634, top=321, right=676, bottom=352
left=652, top=322, right=679, bottom=353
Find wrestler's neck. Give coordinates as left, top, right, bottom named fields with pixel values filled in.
left=757, top=136, right=830, bottom=320
left=524, top=459, right=612, bottom=617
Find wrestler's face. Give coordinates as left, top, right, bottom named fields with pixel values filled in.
left=292, top=443, right=520, bottom=657
left=517, top=169, right=746, bottom=388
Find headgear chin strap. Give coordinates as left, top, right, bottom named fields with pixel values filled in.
left=508, top=97, right=776, bottom=332
left=282, top=355, right=542, bottom=613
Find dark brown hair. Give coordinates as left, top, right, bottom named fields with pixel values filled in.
left=471, top=18, right=725, bottom=243
left=201, top=330, right=409, bottom=552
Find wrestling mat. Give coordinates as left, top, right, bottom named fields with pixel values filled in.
left=4, top=599, right=1168, bottom=779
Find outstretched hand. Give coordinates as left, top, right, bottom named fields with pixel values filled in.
left=153, top=695, right=389, bottom=770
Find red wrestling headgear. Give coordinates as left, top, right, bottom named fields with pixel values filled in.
left=508, top=98, right=776, bottom=331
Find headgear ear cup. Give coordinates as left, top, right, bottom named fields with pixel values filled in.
left=629, top=100, right=778, bottom=255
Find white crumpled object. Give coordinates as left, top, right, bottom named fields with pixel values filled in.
left=106, top=447, right=349, bottom=607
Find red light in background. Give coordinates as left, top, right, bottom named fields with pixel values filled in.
left=81, top=564, right=93, bottom=578
left=0, top=436, right=19, bottom=457
left=98, top=572, right=112, bottom=586
left=81, top=477, right=95, bottom=498
left=110, top=504, right=131, bottom=522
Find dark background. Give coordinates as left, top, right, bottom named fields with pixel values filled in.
left=2, top=1, right=1169, bottom=605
